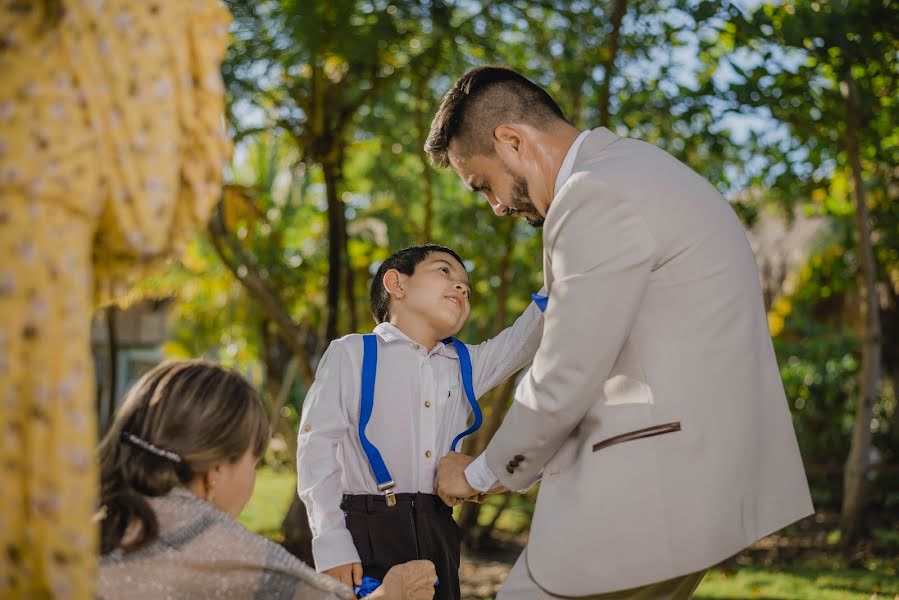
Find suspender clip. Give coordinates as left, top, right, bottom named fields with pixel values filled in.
left=378, top=481, right=397, bottom=507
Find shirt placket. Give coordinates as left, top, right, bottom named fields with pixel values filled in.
left=419, top=352, right=438, bottom=491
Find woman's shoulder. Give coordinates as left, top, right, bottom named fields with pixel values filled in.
left=101, top=489, right=353, bottom=599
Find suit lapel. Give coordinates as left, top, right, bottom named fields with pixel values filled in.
left=542, top=127, right=622, bottom=295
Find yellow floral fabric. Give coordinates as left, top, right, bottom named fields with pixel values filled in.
left=0, top=1, right=231, bottom=598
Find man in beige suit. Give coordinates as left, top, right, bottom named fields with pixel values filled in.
left=426, top=66, right=814, bottom=599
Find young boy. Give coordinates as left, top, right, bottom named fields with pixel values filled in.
left=297, top=244, right=545, bottom=600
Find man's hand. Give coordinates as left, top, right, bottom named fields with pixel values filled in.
left=324, top=562, right=362, bottom=588
left=471, top=483, right=509, bottom=503
left=375, top=560, right=437, bottom=600
left=435, top=452, right=478, bottom=507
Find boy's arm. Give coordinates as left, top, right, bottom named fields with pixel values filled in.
left=468, top=290, right=546, bottom=397
left=297, top=340, right=361, bottom=573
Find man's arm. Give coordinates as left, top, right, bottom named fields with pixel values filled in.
left=484, top=175, right=656, bottom=490
left=297, top=341, right=361, bottom=575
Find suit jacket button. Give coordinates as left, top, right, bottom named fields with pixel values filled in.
left=506, top=464, right=515, bottom=474
left=514, top=454, right=524, bottom=461
left=509, top=460, right=519, bottom=467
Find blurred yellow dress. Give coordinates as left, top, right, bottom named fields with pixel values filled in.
left=0, top=1, right=231, bottom=597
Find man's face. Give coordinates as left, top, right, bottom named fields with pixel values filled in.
left=449, top=150, right=545, bottom=228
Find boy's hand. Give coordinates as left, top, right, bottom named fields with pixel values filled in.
left=324, top=562, right=362, bottom=588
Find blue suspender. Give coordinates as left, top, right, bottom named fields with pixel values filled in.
left=359, top=335, right=397, bottom=506
left=444, top=337, right=482, bottom=453
left=358, top=334, right=481, bottom=507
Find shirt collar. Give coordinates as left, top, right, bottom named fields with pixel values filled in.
left=553, top=129, right=592, bottom=198
left=372, top=322, right=459, bottom=359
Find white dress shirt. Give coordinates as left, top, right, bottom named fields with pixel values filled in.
left=464, top=129, right=591, bottom=493
left=297, top=301, right=544, bottom=572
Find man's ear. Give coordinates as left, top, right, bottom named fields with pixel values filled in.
left=383, top=269, right=406, bottom=299
left=494, top=124, right=523, bottom=159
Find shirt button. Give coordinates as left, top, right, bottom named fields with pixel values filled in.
left=412, top=343, right=421, bottom=350
left=425, top=450, right=432, bottom=458
left=424, top=400, right=431, bottom=408
left=303, top=424, right=312, bottom=432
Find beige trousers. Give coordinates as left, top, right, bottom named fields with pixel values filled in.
left=497, top=547, right=706, bottom=600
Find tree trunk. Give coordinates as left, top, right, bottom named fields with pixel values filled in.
left=281, top=162, right=353, bottom=569
left=334, top=146, right=357, bottom=333
left=598, top=0, right=628, bottom=127
left=892, top=364, right=899, bottom=436
left=281, top=495, right=315, bottom=566
left=208, top=200, right=314, bottom=367
left=323, top=160, right=344, bottom=341
left=839, top=72, right=882, bottom=546
left=261, top=324, right=301, bottom=463
left=457, top=221, right=518, bottom=536
left=340, top=206, right=358, bottom=333
left=415, top=77, right=436, bottom=243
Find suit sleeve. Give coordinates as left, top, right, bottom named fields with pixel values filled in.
left=484, top=175, right=657, bottom=490
left=296, top=340, right=361, bottom=572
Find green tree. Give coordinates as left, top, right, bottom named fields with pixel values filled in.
left=712, top=0, right=899, bottom=544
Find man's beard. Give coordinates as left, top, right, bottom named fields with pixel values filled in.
left=506, top=173, right=544, bottom=228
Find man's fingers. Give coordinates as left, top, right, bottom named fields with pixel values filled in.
left=352, top=562, right=363, bottom=586
left=436, top=487, right=454, bottom=507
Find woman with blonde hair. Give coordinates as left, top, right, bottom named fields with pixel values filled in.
left=97, top=359, right=435, bottom=600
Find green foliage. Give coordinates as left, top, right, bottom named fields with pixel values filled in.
left=238, top=466, right=296, bottom=541
left=132, top=0, right=898, bottom=541
left=707, top=0, right=899, bottom=517
left=707, top=1, right=898, bottom=216
left=695, top=565, right=899, bottom=599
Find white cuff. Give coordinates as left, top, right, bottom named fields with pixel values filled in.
left=311, top=528, right=361, bottom=573
left=465, top=453, right=499, bottom=493
left=516, top=473, right=542, bottom=494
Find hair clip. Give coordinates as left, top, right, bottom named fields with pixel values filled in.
left=121, top=431, right=182, bottom=463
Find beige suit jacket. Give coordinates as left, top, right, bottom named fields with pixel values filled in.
left=484, top=128, right=814, bottom=596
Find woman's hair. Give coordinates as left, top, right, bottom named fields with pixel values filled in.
left=98, top=359, right=270, bottom=554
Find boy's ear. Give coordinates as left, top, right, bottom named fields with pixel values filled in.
left=383, top=269, right=406, bottom=299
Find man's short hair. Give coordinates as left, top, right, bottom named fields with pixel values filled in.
left=370, top=244, right=467, bottom=324
left=424, top=65, right=568, bottom=168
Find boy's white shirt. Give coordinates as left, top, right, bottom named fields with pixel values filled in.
left=297, top=302, right=545, bottom=572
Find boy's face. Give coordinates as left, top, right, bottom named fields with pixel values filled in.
left=393, top=252, right=472, bottom=337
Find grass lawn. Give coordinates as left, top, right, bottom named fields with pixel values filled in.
left=245, top=467, right=899, bottom=599
left=238, top=466, right=297, bottom=542
left=695, top=566, right=899, bottom=599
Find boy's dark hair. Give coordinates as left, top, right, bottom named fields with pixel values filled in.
left=424, top=65, right=568, bottom=169
left=370, top=244, right=466, bottom=323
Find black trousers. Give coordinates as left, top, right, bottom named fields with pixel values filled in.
left=341, top=493, right=461, bottom=600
